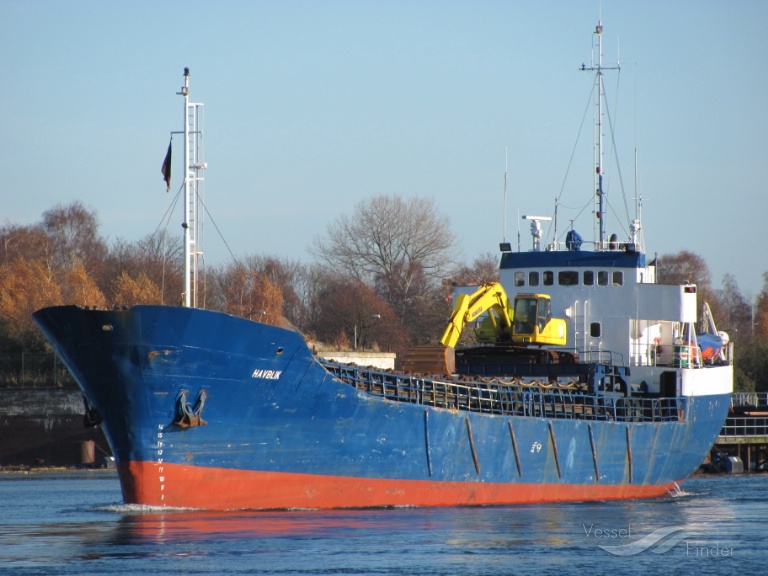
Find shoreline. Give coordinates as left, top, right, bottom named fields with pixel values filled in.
left=0, top=465, right=117, bottom=476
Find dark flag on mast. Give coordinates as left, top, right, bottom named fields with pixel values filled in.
left=161, top=141, right=172, bottom=191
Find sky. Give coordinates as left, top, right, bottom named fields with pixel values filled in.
left=1, top=1, right=767, bottom=299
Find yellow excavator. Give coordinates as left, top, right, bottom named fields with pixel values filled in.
left=401, top=282, right=567, bottom=375
left=439, top=282, right=566, bottom=348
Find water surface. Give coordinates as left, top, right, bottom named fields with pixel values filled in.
left=0, top=472, right=762, bottom=575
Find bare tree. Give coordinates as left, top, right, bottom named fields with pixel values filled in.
left=755, top=272, right=768, bottom=339
left=656, top=250, right=723, bottom=320
left=297, top=263, right=341, bottom=337
left=717, top=274, right=752, bottom=336
left=41, top=201, right=107, bottom=271
left=0, top=223, right=51, bottom=267
left=451, top=253, right=500, bottom=286
left=734, top=272, right=768, bottom=391
left=656, top=251, right=712, bottom=288
left=311, top=195, right=456, bottom=319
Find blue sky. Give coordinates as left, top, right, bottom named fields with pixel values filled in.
left=2, top=1, right=766, bottom=298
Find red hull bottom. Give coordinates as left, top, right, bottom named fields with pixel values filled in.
left=118, top=461, right=678, bottom=510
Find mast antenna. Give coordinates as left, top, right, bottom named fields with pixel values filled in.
left=503, top=147, right=508, bottom=243
left=632, top=62, right=643, bottom=252
left=552, top=198, right=558, bottom=251
left=580, top=21, right=619, bottom=250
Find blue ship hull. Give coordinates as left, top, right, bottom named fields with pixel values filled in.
left=33, top=304, right=730, bottom=510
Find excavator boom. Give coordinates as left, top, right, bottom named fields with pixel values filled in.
left=440, top=283, right=513, bottom=348
left=440, top=282, right=566, bottom=348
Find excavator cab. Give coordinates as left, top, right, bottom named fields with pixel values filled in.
left=512, top=295, right=541, bottom=335
left=511, top=294, right=565, bottom=345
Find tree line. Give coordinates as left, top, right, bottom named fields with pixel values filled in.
left=1, top=198, right=767, bottom=392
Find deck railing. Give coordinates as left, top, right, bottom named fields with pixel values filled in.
left=720, top=416, right=768, bottom=438
left=321, top=361, right=680, bottom=423
left=731, top=392, right=768, bottom=408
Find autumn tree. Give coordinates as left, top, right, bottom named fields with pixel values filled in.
left=59, top=263, right=107, bottom=309
left=112, top=271, right=163, bottom=305
left=308, top=278, right=407, bottom=354
left=103, top=232, right=183, bottom=306
left=239, top=255, right=309, bottom=330
left=0, top=259, right=62, bottom=350
left=213, top=262, right=284, bottom=325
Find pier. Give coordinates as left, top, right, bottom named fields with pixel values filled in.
left=710, top=392, right=768, bottom=472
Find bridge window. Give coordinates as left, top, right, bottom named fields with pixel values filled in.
left=543, top=271, right=554, bottom=286
left=528, top=271, right=539, bottom=286
left=558, top=271, right=579, bottom=286
left=514, top=271, right=525, bottom=286
left=612, top=271, right=624, bottom=286
left=597, top=271, right=609, bottom=286
left=583, top=271, right=594, bottom=286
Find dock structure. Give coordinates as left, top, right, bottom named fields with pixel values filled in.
left=711, top=392, right=768, bottom=472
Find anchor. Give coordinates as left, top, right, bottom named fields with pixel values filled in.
left=173, top=389, right=208, bottom=427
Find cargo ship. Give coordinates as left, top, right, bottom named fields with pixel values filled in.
left=33, top=25, right=732, bottom=510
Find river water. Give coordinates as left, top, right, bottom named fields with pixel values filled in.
left=0, top=471, right=763, bottom=575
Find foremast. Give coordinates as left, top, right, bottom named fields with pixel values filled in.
left=175, top=68, right=206, bottom=307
